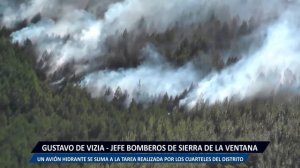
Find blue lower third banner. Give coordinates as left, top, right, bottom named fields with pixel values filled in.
left=30, top=153, right=249, bottom=164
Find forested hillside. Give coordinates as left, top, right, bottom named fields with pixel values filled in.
left=0, top=27, right=299, bottom=168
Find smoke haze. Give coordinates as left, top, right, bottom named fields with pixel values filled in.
left=1, top=0, right=300, bottom=109
left=181, top=10, right=300, bottom=108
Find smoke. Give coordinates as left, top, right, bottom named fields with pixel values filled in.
left=181, top=6, right=300, bottom=108
left=1, top=0, right=300, bottom=109
left=82, top=45, right=201, bottom=106
left=10, top=12, right=103, bottom=73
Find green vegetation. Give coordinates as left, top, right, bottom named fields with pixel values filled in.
left=0, top=23, right=299, bottom=168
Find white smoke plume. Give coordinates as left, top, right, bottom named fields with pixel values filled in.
left=181, top=6, right=300, bottom=108
left=82, top=45, right=201, bottom=106
left=1, top=0, right=300, bottom=108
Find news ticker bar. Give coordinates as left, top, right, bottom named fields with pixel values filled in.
left=32, top=141, right=269, bottom=153
left=30, top=153, right=249, bottom=164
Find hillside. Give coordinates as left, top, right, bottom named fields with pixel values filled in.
left=0, top=28, right=299, bottom=168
